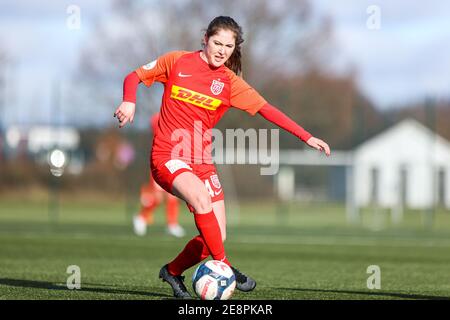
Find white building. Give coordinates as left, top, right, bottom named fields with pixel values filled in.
left=5, top=125, right=80, bottom=153
left=353, top=119, right=450, bottom=210
left=4, top=125, right=83, bottom=175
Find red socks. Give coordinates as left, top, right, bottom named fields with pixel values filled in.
left=167, top=210, right=230, bottom=276
left=167, top=235, right=210, bottom=276
left=193, top=211, right=229, bottom=265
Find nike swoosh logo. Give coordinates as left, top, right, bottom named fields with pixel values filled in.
left=214, top=189, right=222, bottom=196
left=178, top=72, right=192, bottom=77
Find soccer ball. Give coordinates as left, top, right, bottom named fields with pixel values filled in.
left=192, top=260, right=236, bottom=300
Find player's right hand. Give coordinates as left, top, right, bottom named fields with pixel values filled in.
left=306, top=136, right=331, bottom=156
left=114, top=101, right=136, bottom=128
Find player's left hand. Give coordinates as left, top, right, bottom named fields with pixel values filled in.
left=306, top=137, right=331, bottom=156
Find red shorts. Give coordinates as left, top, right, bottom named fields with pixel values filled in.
left=151, top=157, right=225, bottom=204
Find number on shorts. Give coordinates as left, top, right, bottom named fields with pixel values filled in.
left=204, top=179, right=214, bottom=197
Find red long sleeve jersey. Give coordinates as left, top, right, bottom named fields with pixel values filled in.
left=135, top=50, right=267, bottom=164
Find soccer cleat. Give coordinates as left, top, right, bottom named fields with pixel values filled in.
left=231, top=266, right=256, bottom=292
left=166, top=224, right=186, bottom=238
left=133, top=215, right=147, bottom=236
left=159, top=264, right=192, bottom=299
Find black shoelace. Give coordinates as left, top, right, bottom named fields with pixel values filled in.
left=174, top=275, right=188, bottom=290
left=231, top=267, right=246, bottom=283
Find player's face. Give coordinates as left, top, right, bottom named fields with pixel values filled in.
left=203, top=29, right=236, bottom=68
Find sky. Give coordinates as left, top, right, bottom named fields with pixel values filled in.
left=314, top=0, right=450, bottom=108
left=0, top=0, right=449, bottom=127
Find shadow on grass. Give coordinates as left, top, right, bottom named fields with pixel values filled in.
left=0, top=278, right=172, bottom=299
left=278, top=287, right=450, bottom=300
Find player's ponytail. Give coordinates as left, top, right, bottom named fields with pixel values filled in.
left=204, top=16, right=244, bottom=75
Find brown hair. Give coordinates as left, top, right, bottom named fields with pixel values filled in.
left=204, top=16, right=244, bottom=75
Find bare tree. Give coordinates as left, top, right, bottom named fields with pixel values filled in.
left=75, top=0, right=335, bottom=128
left=0, top=48, right=8, bottom=127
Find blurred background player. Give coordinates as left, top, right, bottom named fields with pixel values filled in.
left=132, top=113, right=186, bottom=238
left=133, top=172, right=186, bottom=237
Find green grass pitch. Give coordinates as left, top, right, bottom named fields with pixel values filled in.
left=1, top=198, right=450, bottom=300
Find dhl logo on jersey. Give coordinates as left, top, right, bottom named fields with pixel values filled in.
left=170, top=85, right=222, bottom=111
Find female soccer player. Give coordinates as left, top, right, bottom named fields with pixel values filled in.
left=114, top=16, right=330, bottom=299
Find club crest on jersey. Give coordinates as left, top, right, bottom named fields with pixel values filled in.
left=210, top=79, right=224, bottom=95
left=210, top=174, right=221, bottom=189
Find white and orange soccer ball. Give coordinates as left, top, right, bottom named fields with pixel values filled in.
left=192, top=260, right=236, bottom=300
